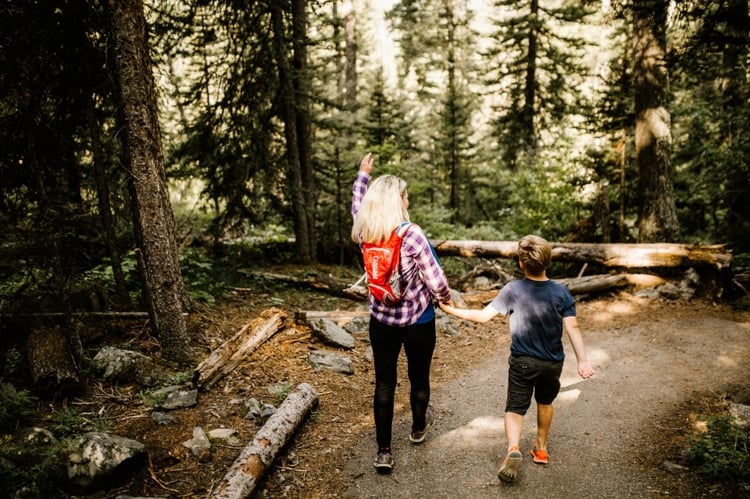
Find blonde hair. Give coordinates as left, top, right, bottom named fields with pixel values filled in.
left=351, top=175, right=410, bottom=243
left=517, top=235, right=551, bottom=275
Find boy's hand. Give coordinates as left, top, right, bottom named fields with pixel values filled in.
left=439, top=302, right=454, bottom=313
left=578, top=362, right=596, bottom=379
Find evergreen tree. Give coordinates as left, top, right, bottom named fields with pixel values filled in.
left=386, top=0, right=481, bottom=227
left=485, top=0, right=595, bottom=170
left=632, top=0, right=680, bottom=242
left=107, top=0, right=190, bottom=362
left=589, top=5, right=637, bottom=242
left=671, top=0, right=750, bottom=250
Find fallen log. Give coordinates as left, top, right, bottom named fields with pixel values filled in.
left=295, top=309, right=370, bottom=322
left=432, top=241, right=732, bottom=270
left=240, top=271, right=364, bottom=300
left=194, top=308, right=286, bottom=389
left=459, top=273, right=668, bottom=304
left=558, top=274, right=630, bottom=295
left=210, top=382, right=319, bottom=499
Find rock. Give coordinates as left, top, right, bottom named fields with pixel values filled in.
left=310, top=318, right=356, bottom=349
left=437, top=312, right=460, bottom=337
left=209, top=428, right=241, bottom=446
left=149, top=386, right=198, bottom=410
left=450, top=288, right=467, bottom=307
left=729, top=403, right=750, bottom=429
left=92, top=347, right=152, bottom=385
left=18, top=426, right=57, bottom=445
left=661, top=460, right=689, bottom=473
left=342, top=316, right=369, bottom=335
left=244, top=398, right=262, bottom=420
left=307, top=349, right=354, bottom=374
left=150, top=411, right=177, bottom=425
left=67, top=432, right=146, bottom=491
left=182, top=427, right=211, bottom=461
left=261, top=403, right=277, bottom=420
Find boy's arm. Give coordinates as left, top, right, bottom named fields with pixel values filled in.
left=440, top=302, right=500, bottom=323
left=563, top=316, right=596, bottom=379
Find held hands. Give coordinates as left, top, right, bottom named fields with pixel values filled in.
left=577, top=361, right=596, bottom=379
left=359, top=153, right=374, bottom=175
left=439, top=301, right=455, bottom=314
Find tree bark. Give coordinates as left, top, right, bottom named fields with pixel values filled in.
left=27, top=326, right=82, bottom=396
left=292, top=0, right=317, bottom=262
left=211, top=383, right=319, bottom=499
left=632, top=0, right=680, bottom=242
left=296, top=310, right=369, bottom=322
left=194, top=309, right=287, bottom=389
left=271, top=2, right=315, bottom=264
left=106, top=0, right=190, bottom=362
left=433, top=240, right=732, bottom=270
left=523, top=0, right=539, bottom=155
left=86, top=93, right=132, bottom=307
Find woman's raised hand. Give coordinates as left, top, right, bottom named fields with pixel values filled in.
left=359, top=153, right=374, bottom=175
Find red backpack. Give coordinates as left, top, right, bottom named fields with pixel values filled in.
left=361, top=223, right=412, bottom=305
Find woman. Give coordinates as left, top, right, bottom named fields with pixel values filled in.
left=351, top=153, right=453, bottom=473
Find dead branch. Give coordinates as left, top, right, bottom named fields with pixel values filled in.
left=194, top=308, right=287, bottom=389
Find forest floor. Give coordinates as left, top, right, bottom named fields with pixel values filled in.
left=31, top=265, right=750, bottom=498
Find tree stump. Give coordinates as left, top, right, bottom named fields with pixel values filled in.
left=26, top=326, right=82, bottom=396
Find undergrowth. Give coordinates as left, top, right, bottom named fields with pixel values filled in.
left=683, top=415, right=749, bottom=488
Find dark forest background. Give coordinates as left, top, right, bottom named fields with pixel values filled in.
left=1, top=0, right=749, bottom=361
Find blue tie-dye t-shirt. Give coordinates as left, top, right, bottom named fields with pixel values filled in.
left=489, top=278, right=576, bottom=362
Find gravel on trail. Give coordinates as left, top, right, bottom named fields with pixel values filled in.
left=340, top=303, right=750, bottom=499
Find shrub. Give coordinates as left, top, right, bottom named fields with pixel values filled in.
left=683, top=415, right=749, bottom=484
left=0, top=383, right=36, bottom=433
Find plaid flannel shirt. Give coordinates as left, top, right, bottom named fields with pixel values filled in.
left=352, top=172, right=452, bottom=326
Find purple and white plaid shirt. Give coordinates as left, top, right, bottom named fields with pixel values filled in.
left=352, top=172, right=452, bottom=326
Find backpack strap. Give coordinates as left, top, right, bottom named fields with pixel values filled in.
left=396, top=221, right=412, bottom=237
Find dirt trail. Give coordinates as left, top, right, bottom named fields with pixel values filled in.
left=340, top=299, right=750, bottom=498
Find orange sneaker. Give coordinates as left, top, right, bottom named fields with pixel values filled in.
left=530, top=439, right=549, bottom=464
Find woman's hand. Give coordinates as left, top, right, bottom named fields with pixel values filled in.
left=359, top=153, right=374, bottom=175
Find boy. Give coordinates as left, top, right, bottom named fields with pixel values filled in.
left=440, top=235, right=595, bottom=483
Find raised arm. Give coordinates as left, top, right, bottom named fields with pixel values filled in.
left=351, top=153, right=373, bottom=219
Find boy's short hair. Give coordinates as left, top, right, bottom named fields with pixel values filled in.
left=518, top=235, right=551, bottom=275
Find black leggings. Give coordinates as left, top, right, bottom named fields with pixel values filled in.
left=369, top=316, right=436, bottom=450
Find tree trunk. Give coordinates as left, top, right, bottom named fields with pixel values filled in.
left=211, top=383, right=319, bottom=499
left=433, top=240, right=732, bottom=270
left=86, top=93, right=132, bottom=307
left=523, top=0, right=539, bottom=155
left=632, top=0, right=680, bottom=242
left=271, top=2, right=314, bottom=264
left=292, top=0, right=317, bottom=262
left=106, top=0, right=190, bottom=362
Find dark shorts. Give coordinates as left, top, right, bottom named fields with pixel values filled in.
left=505, top=354, right=564, bottom=415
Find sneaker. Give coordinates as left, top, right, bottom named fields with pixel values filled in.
left=530, top=438, right=549, bottom=465
left=409, top=405, right=435, bottom=444
left=374, top=451, right=394, bottom=473
left=497, top=446, right=523, bottom=483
